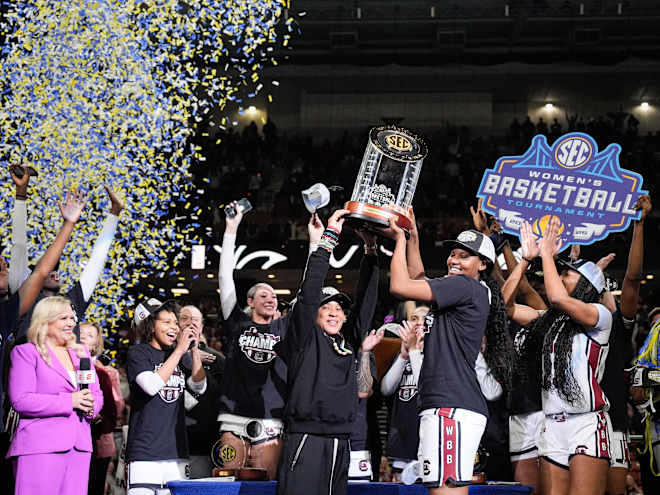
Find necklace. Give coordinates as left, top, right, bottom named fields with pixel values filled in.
left=324, top=333, right=352, bottom=356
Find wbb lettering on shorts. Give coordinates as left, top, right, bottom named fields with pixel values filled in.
left=238, top=327, right=280, bottom=364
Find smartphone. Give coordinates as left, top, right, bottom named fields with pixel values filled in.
left=225, top=198, right=253, bottom=218
left=10, top=165, right=38, bottom=178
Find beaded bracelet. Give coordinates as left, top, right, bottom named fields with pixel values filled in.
left=318, top=228, right=339, bottom=252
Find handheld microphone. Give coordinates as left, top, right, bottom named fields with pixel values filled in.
left=77, top=357, right=95, bottom=417
left=77, top=357, right=95, bottom=389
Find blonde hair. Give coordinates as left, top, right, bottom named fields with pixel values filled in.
left=80, top=321, right=105, bottom=357
left=28, top=296, right=83, bottom=364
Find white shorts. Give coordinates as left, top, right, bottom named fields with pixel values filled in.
left=418, top=407, right=487, bottom=488
left=609, top=430, right=630, bottom=469
left=538, top=410, right=611, bottom=469
left=348, top=450, right=372, bottom=481
left=509, top=410, right=544, bottom=462
left=128, top=459, right=189, bottom=493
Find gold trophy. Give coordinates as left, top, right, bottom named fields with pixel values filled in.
left=344, top=126, right=427, bottom=236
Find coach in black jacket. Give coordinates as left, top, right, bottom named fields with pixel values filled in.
left=275, top=210, right=381, bottom=495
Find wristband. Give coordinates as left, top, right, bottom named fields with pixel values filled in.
left=318, top=229, right=339, bottom=252
left=522, top=256, right=534, bottom=264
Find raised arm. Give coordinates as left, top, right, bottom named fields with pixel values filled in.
left=285, top=210, right=350, bottom=353
left=540, top=217, right=599, bottom=326
left=17, top=189, right=87, bottom=317
left=500, top=235, right=546, bottom=311
left=358, top=329, right=384, bottom=398
left=502, top=222, right=542, bottom=326
left=621, top=195, right=651, bottom=319
left=381, top=219, right=434, bottom=302
left=8, top=164, right=30, bottom=293
left=218, top=201, right=243, bottom=319
left=405, top=210, right=425, bottom=280
left=345, top=228, right=380, bottom=349
left=79, top=185, right=122, bottom=301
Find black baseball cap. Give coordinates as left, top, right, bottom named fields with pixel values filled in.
left=319, top=286, right=352, bottom=310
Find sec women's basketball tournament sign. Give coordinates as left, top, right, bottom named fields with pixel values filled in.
left=476, top=132, right=647, bottom=251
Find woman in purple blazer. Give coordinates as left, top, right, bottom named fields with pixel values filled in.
left=7, top=295, right=103, bottom=495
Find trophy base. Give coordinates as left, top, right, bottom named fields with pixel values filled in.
left=211, top=468, right=268, bottom=481
left=344, top=201, right=412, bottom=237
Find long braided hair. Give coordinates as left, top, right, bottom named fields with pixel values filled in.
left=517, top=275, right=600, bottom=406
left=480, top=270, right=516, bottom=398
left=541, top=275, right=600, bottom=405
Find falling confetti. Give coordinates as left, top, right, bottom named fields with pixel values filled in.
left=0, top=0, right=291, bottom=333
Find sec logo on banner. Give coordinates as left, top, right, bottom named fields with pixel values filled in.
left=476, top=132, right=647, bottom=250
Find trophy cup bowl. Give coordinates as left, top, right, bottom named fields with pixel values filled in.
left=344, top=126, right=428, bottom=237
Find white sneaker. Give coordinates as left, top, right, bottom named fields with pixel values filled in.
left=401, top=460, right=420, bottom=485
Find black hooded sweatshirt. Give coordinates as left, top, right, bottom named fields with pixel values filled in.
left=275, top=248, right=379, bottom=437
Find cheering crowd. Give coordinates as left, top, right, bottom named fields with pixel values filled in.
left=0, top=159, right=658, bottom=495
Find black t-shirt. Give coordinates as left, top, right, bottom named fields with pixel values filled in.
left=601, top=310, right=633, bottom=432
left=420, top=275, right=490, bottom=417
left=126, top=343, right=193, bottom=461
left=387, top=356, right=421, bottom=461
left=218, top=307, right=288, bottom=419
left=350, top=353, right=378, bottom=450
left=15, top=282, right=88, bottom=344
left=509, top=320, right=543, bottom=415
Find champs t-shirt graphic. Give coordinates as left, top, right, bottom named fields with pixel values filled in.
left=155, top=363, right=185, bottom=403
left=238, top=327, right=280, bottom=364
left=398, top=361, right=418, bottom=402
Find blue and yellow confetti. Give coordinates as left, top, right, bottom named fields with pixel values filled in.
left=0, top=0, right=291, bottom=333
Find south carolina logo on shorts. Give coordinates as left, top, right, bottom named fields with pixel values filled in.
left=155, top=364, right=185, bottom=403
left=359, top=460, right=369, bottom=472
left=238, top=327, right=280, bottom=364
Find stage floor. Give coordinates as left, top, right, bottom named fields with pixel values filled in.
left=168, top=480, right=532, bottom=495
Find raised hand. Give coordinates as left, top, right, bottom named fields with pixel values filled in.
left=398, top=323, right=411, bottom=359
left=58, top=188, right=88, bottom=223
left=308, top=213, right=324, bottom=244
left=327, top=208, right=350, bottom=235
left=377, top=216, right=405, bottom=240
left=538, top=216, right=563, bottom=258
left=469, top=198, right=490, bottom=234
left=635, top=195, right=652, bottom=221
left=569, top=244, right=580, bottom=262
left=361, top=327, right=385, bottom=353
left=9, top=163, right=29, bottom=195
left=519, top=221, right=540, bottom=260
left=104, top=184, right=124, bottom=216
left=596, top=253, right=616, bottom=270
left=411, top=326, right=425, bottom=351
left=224, top=200, right=244, bottom=233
